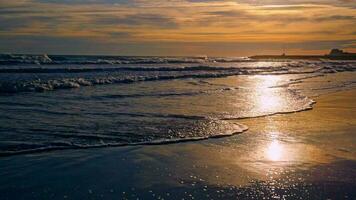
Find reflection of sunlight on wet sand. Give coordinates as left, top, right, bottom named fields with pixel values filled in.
left=263, top=132, right=286, bottom=162
left=266, top=140, right=283, bottom=161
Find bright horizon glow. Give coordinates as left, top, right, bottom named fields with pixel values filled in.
left=0, top=0, right=355, bottom=56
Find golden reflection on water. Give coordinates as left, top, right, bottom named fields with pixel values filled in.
left=263, top=132, right=285, bottom=162
left=248, top=76, right=291, bottom=162
left=258, top=90, right=281, bottom=111
left=257, top=75, right=281, bottom=88
left=254, top=75, right=284, bottom=112
left=266, top=140, right=283, bottom=161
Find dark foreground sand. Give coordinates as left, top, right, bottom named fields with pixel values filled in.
left=0, top=89, right=355, bottom=199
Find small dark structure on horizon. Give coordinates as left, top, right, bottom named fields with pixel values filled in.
left=250, top=48, right=356, bottom=60
left=328, top=49, right=356, bottom=57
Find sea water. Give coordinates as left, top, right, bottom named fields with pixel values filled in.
left=0, top=54, right=355, bottom=155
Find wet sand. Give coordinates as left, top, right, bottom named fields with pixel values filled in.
left=0, top=89, right=355, bottom=199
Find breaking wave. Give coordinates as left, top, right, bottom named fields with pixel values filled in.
left=0, top=73, right=242, bottom=93
left=0, top=121, right=248, bottom=156
left=0, top=60, right=355, bottom=94
left=0, top=54, right=252, bottom=65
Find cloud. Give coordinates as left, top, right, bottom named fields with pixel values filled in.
left=35, top=0, right=133, bottom=4
left=95, top=14, right=179, bottom=29
left=314, top=15, right=355, bottom=22
left=0, top=0, right=355, bottom=55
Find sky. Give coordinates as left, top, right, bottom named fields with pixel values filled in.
left=0, top=0, right=355, bottom=56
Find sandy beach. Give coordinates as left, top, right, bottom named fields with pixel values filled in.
left=1, top=86, right=355, bottom=199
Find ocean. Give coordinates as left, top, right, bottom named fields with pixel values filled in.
left=0, top=54, right=355, bottom=156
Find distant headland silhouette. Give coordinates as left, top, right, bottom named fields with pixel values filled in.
left=328, top=49, right=356, bottom=57
left=250, top=49, right=356, bottom=60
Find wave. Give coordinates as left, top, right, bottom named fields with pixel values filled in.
left=0, top=72, right=243, bottom=94
left=93, top=87, right=238, bottom=100
left=0, top=65, right=243, bottom=73
left=19, top=53, right=350, bottom=68
left=0, top=59, right=356, bottom=93
left=0, top=54, right=252, bottom=65
left=0, top=54, right=52, bottom=65
left=0, top=122, right=248, bottom=157
left=0, top=63, right=310, bottom=74
left=1, top=62, right=355, bottom=94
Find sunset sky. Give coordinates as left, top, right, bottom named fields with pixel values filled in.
left=0, top=0, right=355, bottom=56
